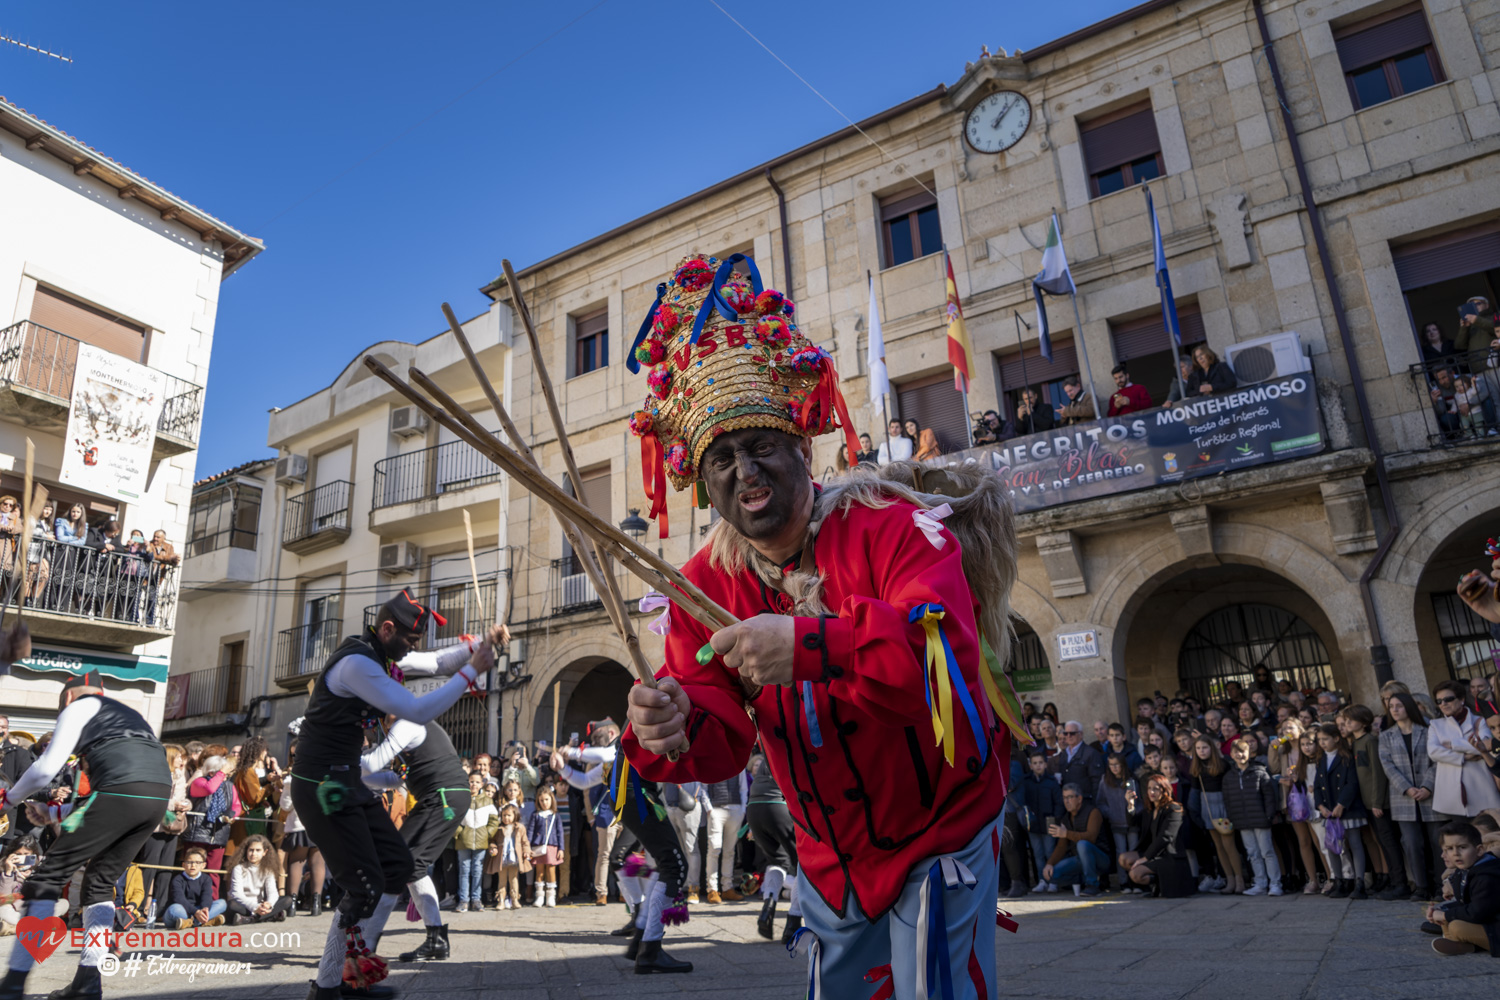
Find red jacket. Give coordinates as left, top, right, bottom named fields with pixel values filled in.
left=622, top=496, right=1008, bottom=920
left=1107, top=382, right=1153, bottom=416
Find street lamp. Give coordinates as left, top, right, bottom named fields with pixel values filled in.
left=619, top=508, right=648, bottom=541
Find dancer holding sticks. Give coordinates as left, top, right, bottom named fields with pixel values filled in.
left=290, top=590, right=500, bottom=1000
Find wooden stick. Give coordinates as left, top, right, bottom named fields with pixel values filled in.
left=16, top=441, right=33, bottom=615
left=461, top=509, right=487, bottom=622
left=404, top=363, right=730, bottom=632
left=500, top=265, right=662, bottom=690
left=363, top=356, right=735, bottom=629
left=551, top=680, right=560, bottom=751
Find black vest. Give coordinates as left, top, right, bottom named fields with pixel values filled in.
left=399, top=722, right=468, bottom=800
left=75, top=695, right=169, bottom=789
left=293, top=633, right=388, bottom=800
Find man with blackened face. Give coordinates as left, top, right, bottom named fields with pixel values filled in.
left=621, top=254, right=1011, bottom=996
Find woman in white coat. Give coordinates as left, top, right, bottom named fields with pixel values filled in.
left=1426, top=680, right=1500, bottom=817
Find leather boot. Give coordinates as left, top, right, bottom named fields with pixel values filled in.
left=781, top=914, right=802, bottom=947
left=1, top=969, right=28, bottom=1000
left=47, top=965, right=101, bottom=1000
left=634, top=938, right=693, bottom=974
left=610, top=909, right=638, bottom=937
left=398, top=924, right=449, bottom=962
left=310, top=895, right=323, bottom=918
left=1350, top=877, right=1368, bottom=900
left=624, top=924, right=645, bottom=961
left=757, top=895, right=777, bottom=940
left=1329, top=878, right=1352, bottom=899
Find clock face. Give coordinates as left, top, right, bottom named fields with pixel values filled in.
left=965, top=91, right=1032, bottom=154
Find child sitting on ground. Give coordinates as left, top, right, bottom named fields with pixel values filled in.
left=226, top=834, right=294, bottom=924
left=1427, top=821, right=1499, bottom=956
left=165, top=848, right=226, bottom=928
left=486, top=803, right=532, bottom=910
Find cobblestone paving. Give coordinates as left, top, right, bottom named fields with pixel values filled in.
left=6, top=892, right=1496, bottom=999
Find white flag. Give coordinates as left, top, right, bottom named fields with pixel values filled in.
left=866, top=276, right=890, bottom=407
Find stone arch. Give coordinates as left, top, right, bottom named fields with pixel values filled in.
left=516, top=632, right=635, bottom=745
left=1009, top=578, right=1063, bottom=641
left=1384, top=470, right=1500, bottom=588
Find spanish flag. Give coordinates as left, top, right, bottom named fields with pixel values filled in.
left=943, top=252, right=975, bottom=394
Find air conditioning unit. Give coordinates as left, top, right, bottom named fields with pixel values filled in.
left=378, top=541, right=422, bottom=576
left=1224, top=332, right=1311, bottom=385
left=275, top=454, right=308, bottom=486
left=390, top=406, right=430, bottom=439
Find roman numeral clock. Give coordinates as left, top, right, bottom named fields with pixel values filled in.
left=964, top=90, right=1032, bottom=154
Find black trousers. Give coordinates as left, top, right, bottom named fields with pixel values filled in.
left=291, top=779, right=411, bottom=926
left=608, top=827, right=641, bottom=871
left=24, top=782, right=169, bottom=907
left=745, top=801, right=798, bottom=874
left=400, top=789, right=470, bottom=884
left=227, top=895, right=295, bottom=924
left=618, top=782, right=687, bottom=899
left=1370, top=812, right=1407, bottom=883
left=135, top=830, right=179, bottom=907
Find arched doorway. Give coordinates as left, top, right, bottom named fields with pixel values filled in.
left=531, top=657, right=633, bottom=748
left=1412, top=510, right=1498, bottom=689
left=1178, top=604, right=1333, bottom=703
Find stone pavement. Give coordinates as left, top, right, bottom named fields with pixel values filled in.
left=5, top=892, right=1496, bottom=1000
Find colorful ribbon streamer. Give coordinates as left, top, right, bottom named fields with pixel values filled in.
left=786, top=927, right=822, bottom=1000
left=801, top=681, right=823, bottom=748
left=978, top=632, right=1034, bottom=747
left=909, top=604, right=989, bottom=768
left=639, top=591, right=672, bottom=636
left=914, top=856, right=978, bottom=1000
left=911, top=504, right=954, bottom=550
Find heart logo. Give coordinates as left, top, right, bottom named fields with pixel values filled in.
left=17, top=916, right=68, bottom=964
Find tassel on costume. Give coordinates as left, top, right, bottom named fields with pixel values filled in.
left=341, top=928, right=388, bottom=988
left=59, top=791, right=96, bottom=833
left=316, top=777, right=346, bottom=815
left=621, top=853, right=653, bottom=878
left=440, top=790, right=455, bottom=822
left=406, top=899, right=420, bottom=922
left=662, top=893, right=690, bottom=926
left=909, top=604, right=990, bottom=768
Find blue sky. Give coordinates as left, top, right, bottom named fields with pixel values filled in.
left=3, top=0, right=1134, bottom=476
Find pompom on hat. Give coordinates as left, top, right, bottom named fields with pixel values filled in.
left=627, top=253, right=859, bottom=536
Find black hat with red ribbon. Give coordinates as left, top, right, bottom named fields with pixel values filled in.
left=381, top=589, right=447, bottom=632
left=63, top=669, right=105, bottom=690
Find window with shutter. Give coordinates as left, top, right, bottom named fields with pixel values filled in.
left=1333, top=2, right=1444, bottom=109
left=880, top=186, right=942, bottom=268
left=1078, top=101, right=1164, bottom=199
left=29, top=286, right=147, bottom=361
left=994, top=339, right=1081, bottom=431
left=572, top=308, right=609, bottom=376
left=895, top=373, right=970, bottom=454
left=1392, top=223, right=1500, bottom=290
left=562, top=465, right=612, bottom=573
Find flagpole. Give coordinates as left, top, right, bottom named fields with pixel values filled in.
left=1070, top=291, right=1103, bottom=420
left=1145, top=184, right=1190, bottom=406
left=1013, top=311, right=1034, bottom=434
left=869, top=269, right=893, bottom=462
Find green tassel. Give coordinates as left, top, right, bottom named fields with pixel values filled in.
left=60, top=792, right=96, bottom=833
left=694, top=480, right=710, bottom=509
left=440, top=790, right=455, bottom=822
left=162, top=809, right=178, bottom=826
left=695, top=643, right=714, bottom=666
left=316, top=777, right=346, bottom=815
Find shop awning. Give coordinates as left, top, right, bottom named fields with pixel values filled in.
left=10, top=645, right=169, bottom=686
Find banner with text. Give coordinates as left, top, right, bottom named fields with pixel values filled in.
left=940, top=377, right=1323, bottom=512
left=59, top=343, right=164, bottom=503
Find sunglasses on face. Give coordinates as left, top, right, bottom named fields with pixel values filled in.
left=1436, top=696, right=1460, bottom=704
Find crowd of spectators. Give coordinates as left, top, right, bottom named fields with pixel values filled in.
left=0, top=497, right=179, bottom=626
left=1421, top=295, right=1500, bottom=441
left=1002, top=674, right=1500, bottom=956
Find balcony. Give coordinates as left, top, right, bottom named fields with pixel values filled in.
left=549, top=556, right=601, bottom=617
left=369, top=441, right=503, bottom=536
left=163, top=664, right=249, bottom=727
left=1407, top=359, right=1500, bottom=449
left=274, top=619, right=343, bottom=689
left=8, top=537, right=178, bottom=647
left=0, top=320, right=205, bottom=457
left=361, top=578, right=503, bottom=647
left=181, top=482, right=262, bottom=600
left=282, top=481, right=352, bottom=555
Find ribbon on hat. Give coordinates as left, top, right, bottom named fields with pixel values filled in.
left=909, top=604, right=990, bottom=768
left=640, top=432, right=669, bottom=537
left=690, top=254, right=763, bottom=345
left=627, top=283, right=667, bottom=375
left=639, top=591, right=672, bottom=636
left=912, top=504, right=953, bottom=551
left=786, top=927, right=822, bottom=1000
left=795, top=354, right=862, bottom=471
left=914, top=856, right=979, bottom=1000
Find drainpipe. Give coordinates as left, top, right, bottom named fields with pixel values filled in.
left=1251, top=0, right=1399, bottom=685
left=765, top=168, right=794, bottom=293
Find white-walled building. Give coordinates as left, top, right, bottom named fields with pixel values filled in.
left=168, top=310, right=513, bottom=755
left=0, top=97, right=263, bottom=735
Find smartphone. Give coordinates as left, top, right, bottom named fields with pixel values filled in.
left=1460, top=303, right=1480, bottom=319
left=1044, top=815, right=1055, bottom=829
left=569, top=732, right=580, bottom=747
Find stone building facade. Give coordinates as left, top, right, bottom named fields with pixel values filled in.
left=474, top=0, right=1500, bottom=735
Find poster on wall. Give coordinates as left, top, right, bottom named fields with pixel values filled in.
left=938, top=377, right=1324, bottom=512
left=58, top=343, right=164, bottom=502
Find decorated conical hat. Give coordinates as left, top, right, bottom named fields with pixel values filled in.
left=627, top=253, right=859, bottom=535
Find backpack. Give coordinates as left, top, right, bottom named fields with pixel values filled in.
left=183, top=774, right=235, bottom=846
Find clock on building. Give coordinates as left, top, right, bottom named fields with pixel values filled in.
left=964, top=90, right=1032, bottom=154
